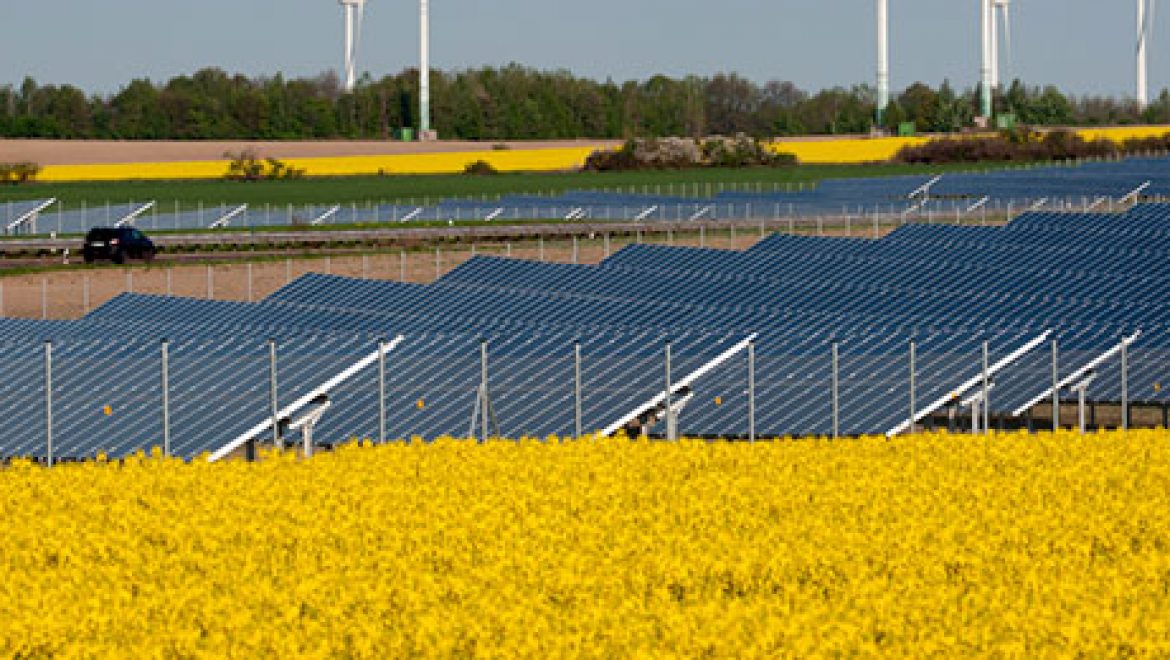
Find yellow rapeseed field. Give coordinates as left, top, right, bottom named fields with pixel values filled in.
left=33, top=126, right=1170, bottom=181
left=1, top=430, right=1168, bottom=656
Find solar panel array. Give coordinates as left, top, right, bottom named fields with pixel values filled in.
left=6, top=156, right=1170, bottom=235
left=0, top=198, right=1168, bottom=461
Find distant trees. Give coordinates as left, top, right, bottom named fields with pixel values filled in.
left=2, top=67, right=1168, bottom=141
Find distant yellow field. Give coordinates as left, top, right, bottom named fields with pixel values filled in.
left=33, top=126, right=1170, bottom=181
left=37, top=147, right=596, bottom=182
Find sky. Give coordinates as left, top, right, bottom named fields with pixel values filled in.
left=0, top=0, right=1164, bottom=98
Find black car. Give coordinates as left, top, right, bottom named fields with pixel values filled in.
left=83, top=227, right=156, bottom=264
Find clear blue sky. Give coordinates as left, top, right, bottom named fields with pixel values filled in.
left=1, top=0, right=1164, bottom=98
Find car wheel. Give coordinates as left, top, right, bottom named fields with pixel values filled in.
left=112, top=251, right=125, bottom=265
left=144, top=249, right=156, bottom=263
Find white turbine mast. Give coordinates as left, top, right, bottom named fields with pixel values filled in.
left=990, top=0, right=1012, bottom=90
left=339, top=0, right=368, bottom=93
left=876, top=0, right=890, bottom=127
left=980, top=0, right=993, bottom=119
left=419, top=0, right=433, bottom=138
left=1138, top=0, right=1156, bottom=110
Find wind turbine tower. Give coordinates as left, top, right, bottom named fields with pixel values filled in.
left=1138, top=0, right=1155, bottom=110
left=990, top=0, right=1012, bottom=90
left=419, top=0, right=433, bottom=139
left=876, top=0, right=889, bottom=126
left=980, top=0, right=993, bottom=119
left=339, top=0, right=367, bottom=93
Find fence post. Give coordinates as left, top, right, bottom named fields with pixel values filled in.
left=434, top=248, right=441, bottom=280
left=378, top=338, right=387, bottom=444
left=44, top=340, right=53, bottom=466
left=0, top=281, right=5, bottom=316
left=206, top=265, right=214, bottom=299
left=574, top=341, right=582, bottom=438
left=748, top=340, right=756, bottom=443
left=981, top=341, right=991, bottom=434
left=165, top=269, right=172, bottom=297
left=399, top=251, right=406, bottom=281
left=572, top=237, right=579, bottom=264
left=286, top=258, right=292, bottom=285
left=161, top=339, right=170, bottom=457
left=269, top=339, right=281, bottom=451
left=362, top=254, right=369, bottom=279
left=1121, top=338, right=1129, bottom=431
left=665, top=341, right=676, bottom=441
left=246, top=264, right=254, bottom=302
left=831, top=341, right=839, bottom=438
left=82, top=277, right=90, bottom=314
left=1052, top=339, right=1060, bottom=431
left=909, top=340, right=917, bottom=433
left=539, top=238, right=545, bottom=261
left=41, top=278, right=47, bottom=320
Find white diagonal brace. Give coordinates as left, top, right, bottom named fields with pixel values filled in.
left=601, top=333, right=758, bottom=437
left=6, top=198, right=56, bottom=232
left=208, top=204, right=248, bottom=229
left=113, top=201, right=156, bottom=227
left=1010, top=331, right=1142, bottom=417
left=311, top=204, right=342, bottom=226
left=209, top=335, right=406, bottom=462
left=885, top=330, right=1052, bottom=437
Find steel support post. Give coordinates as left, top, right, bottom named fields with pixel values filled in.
left=909, top=341, right=917, bottom=433
left=269, top=339, right=280, bottom=450
left=748, top=340, right=756, bottom=442
left=831, top=342, right=840, bottom=438
left=378, top=338, right=387, bottom=444
left=44, top=340, right=53, bottom=467
left=981, top=341, right=990, bottom=434
left=665, top=341, right=676, bottom=441
left=1052, top=339, right=1060, bottom=430
left=574, top=342, right=583, bottom=438
left=161, top=339, right=170, bottom=457
left=1121, top=338, right=1129, bottom=431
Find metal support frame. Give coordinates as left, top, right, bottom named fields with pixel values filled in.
left=469, top=340, right=500, bottom=442
left=887, top=331, right=1053, bottom=437
left=211, top=336, right=406, bottom=462
left=208, top=204, right=248, bottom=229
left=1121, top=338, right=1129, bottom=431
left=6, top=198, right=56, bottom=234
left=574, top=341, right=583, bottom=438
left=601, top=334, right=758, bottom=438
left=981, top=341, right=991, bottom=434
left=909, top=341, right=917, bottom=433
left=44, top=340, right=53, bottom=466
left=310, top=205, right=342, bottom=226
left=161, top=339, right=170, bottom=457
left=747, top=340, right=756, bottom=442
left=1011, top=332, right=1142, bottom=418
left=113, top=201, right=156, bottom=228
left=831, top=341, right=840, bottom=438
left=269, top=339, right=281, bottom=450
left=378, top=338, right=387, bottom=444
left=665, top=342, right=677, bottom=441
left=1051, top=339, right=1060, bottom=430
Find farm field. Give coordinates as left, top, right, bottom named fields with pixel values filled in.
left=1, top=430, right=1167, bottom=655
left=0, top=161, right=1028, bottom=208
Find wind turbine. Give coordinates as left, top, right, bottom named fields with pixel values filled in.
left=990, top=0, right=1012, bottom=90
left=980, top=0, right=993, bottom=118
left=339, top=0, right=368, bottom=93
left=876, top=0, right=890, bottom=127
left=1138, top=0, right=1155, bottom=110
left=419, top=0, right=432, bottom=138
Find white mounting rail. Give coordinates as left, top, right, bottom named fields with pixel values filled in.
left=208, top=204, right=248, bottom=229
left=634, top=206, right=659, bottom=221
left=1025, top=198, right=1050, bottom=212
left=564, top=207, right=586, bottom=221
left=1120, top=181, right=1152, bottom=205
left=1085, top=196, right=1108, bottom=212
left=688, top=205, right=712, bottom=221
left=600, top=334, right=758, bottom=437
left=484, top=208, right=504, bottom=222
left=208, top=335, right=406, bottom=462
left=400, top=207, right=424, bottom=223
left=1010, top=331, right=1142, bottom=417
left=885, top=331, right=1053, bottom=437
left=310, top=205, right=342, bottom=226
left=114, top=201, right=156, bottom=227
left=965, top=196, right=991, bottom=213
left=907, top=175, right=942, bottom=200
left=6, top=198, right=56, bottom=232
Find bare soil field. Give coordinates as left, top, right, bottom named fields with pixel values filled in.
left=0, top=231, right=765, bottom=320
left=0, top=139, right=621, bottom=166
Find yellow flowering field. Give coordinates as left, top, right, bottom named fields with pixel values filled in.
left=1, top=430, right=1169, bottom=656
left=36, top=147, right=596, bottom=182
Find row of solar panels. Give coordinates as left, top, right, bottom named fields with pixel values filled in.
left=1, top=202, right=1168, bottom=460
left=5, top=156, right=1168, bottom=235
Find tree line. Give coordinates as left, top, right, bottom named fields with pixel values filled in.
left=2, top=66, right=1169, bottom=141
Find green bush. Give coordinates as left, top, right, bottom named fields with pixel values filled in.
left=0, top=162, right=41, bottom=185
left=463, top=160, right=500, bottom=175
left=224, top=150, right=304, bottom=181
